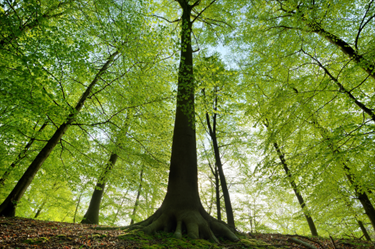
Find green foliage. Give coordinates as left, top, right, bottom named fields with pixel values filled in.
left=1, top=0, right=374, bottom=240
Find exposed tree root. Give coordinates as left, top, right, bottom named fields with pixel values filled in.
left=133, top=206, right=238, bottom=243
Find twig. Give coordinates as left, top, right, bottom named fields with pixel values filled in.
left=330, top=236, right=337, bottom=249
left=288, top=237, right=317, bottom=249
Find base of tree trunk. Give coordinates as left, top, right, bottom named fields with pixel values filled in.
left=0, top=199, right=16, bottom=217
left=81, top=215, right=98, bottom=225
left=133, top=204, right=238, bottom=243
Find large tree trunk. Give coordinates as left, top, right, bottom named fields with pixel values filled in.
left=130, top=167, right=144, bottom=225
left=206, top=111, right=235, bottom=229
left=0, top=51, right=119, bottom=217
left=81, top=153, right=119, bottom=224
left=273, top=142, right=319, bottom=236
left=134, top=1, right=237, bottom=242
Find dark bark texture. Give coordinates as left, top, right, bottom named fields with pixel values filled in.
left=81, top=153, right=119, bottom=224
left=206, top=111, right=235, bottom=229
left=358, top=220, right=372, bottom=241
left=130, top=168, right=144, bottom=225
left=134, top=1, right=238, bottom=242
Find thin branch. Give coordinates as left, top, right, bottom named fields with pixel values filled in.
left=355, top=0, right=375, bottom=50
left=192, top=0, right=218, bottom=24
left=151, top=14, right=180, bottom=23
left=127, top=133, right=165, bottom=165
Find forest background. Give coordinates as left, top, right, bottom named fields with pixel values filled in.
left=0, top=0, right=374, bottom=241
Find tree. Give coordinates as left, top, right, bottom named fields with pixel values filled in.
left=0, top=50, right=119, bottom=217
left=197, top=55, right=238, bottom=229
left=272, top=141, right=318, bottom=236
left=134, top=0, right=238, bottom=242
left=81, top=109, right=134, bottom=225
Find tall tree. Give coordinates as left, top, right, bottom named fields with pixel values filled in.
left=0, top=50, right=119, bottom=217
left=130, top=166, right=144, bottom=225
left=134, top=0, right=238, bottom=242
left=81, top=109, right=134, bottom=224
left=272, top=141, right=318, bottom=236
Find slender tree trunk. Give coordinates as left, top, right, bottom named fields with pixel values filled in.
left=34, top=200, right=47, bottom=219
left=311, top=118, right=375, bottom=231
left=214, top=166, right=222, bottom=221
left=112, top=189, right=129, bottom=225
left=81, top=153, right=119, bottom=224
left=343, top=162, right=375, bottom=232
left=33, top=183, right=59, bottom=219
left=73, top=192, right=84, bottom=223
left=273, top=142, right=319, bottom=236
left=130, top=167, right=144, bottom=225
left=0, top=122, right=47, bottom=187
left=0, top=51, right=119, bottom=217
left=81, top=109, right=132, bottom=224
left=293, top=87, right=375, bottom=232
left=205, top=111, right=235, bottom=229
left=202, top=143, right=221, bottom=220
left=358, top=220, right=372, bottom=241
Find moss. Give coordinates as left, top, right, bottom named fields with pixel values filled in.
left=22, top=237, right=49, bottom=244
left=117, top=228, right=270, bottom=248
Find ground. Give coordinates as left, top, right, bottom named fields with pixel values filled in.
left=0, top=217, right=373, bottom=248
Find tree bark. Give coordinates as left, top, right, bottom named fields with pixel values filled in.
left=134, top=1, right=238, bottom=242
left=81, top=153, right=119, bottom=224
left=214, top=166, right=222, bottom=221
left=81, top=108, right=133, bottom=224
left=0, top=51, right=119, bottom=217
left=273, top=142, right=319, bottom=236
left=277, top=4, right=375, bottom=80
left=73, top=192, right=84, bottom=223
left=302, top=53, right=375, bottom=123
left=358, top=220, right=372, bottom=241
left=301, top=18, right=375, bottom=81
left=206, top=111, right=235, bottom=229
left=130, top=167, right=144, bottom=225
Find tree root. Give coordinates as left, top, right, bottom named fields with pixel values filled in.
left=132, top=207, right=238, bottom=243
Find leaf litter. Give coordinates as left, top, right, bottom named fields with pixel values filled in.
left=0, top=217, right=374, bottom=248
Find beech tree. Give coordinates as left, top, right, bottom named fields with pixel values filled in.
left=2, top=0, right=375, bottom=241
left=133, top=0, right=238, bottom=241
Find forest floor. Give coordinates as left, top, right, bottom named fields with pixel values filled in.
left=0, top=216, right=374, bottom=248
